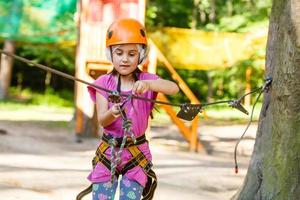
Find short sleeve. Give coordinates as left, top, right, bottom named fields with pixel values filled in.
left=87, top=75, right=109, bottom=103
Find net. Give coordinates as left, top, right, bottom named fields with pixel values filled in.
left=0, top=0, right=77, bottom=44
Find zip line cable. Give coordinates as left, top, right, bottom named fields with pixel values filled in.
left=0, top=49, right=272, bottom=173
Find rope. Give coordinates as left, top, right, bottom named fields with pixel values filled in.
left=107, top=98, right=137, bottom=183
left=234, top=77, right=272, bottom=173
left=234, top=90, right=263, bottom=173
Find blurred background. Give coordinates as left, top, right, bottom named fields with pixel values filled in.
left=0, top=0, right=271, bottom=121
left=0, top=0, right=272, bottom=199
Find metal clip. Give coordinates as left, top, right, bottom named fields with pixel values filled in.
left=228, top=100, right=249, bottom=115
left=263, top=77, right=272, bottom=92
left=108, top=91, right=121, bottom=103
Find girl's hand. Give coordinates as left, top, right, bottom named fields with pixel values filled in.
left=132, top=80, right=150, bottom=94
left=110, top=103, right=121, bottom=118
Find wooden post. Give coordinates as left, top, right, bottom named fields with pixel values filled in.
left=74, top=0, right=147, bottom=140
left=152, top=40, right=206, bottom=152
left=74, top=0, right=97, bottom=140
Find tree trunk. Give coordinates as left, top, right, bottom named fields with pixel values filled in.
left=191, top=0, right=200, bottom=29
left=0, top=40, right=15, bottom=99
left=209, top=0, right=216, bottom=23
left=233, top=0, right=300, bottom=199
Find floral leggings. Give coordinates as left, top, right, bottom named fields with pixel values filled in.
left=92, top=177, right=144, bottom=200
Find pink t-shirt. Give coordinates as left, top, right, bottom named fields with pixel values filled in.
left=87, top=72, right=159, bottom=187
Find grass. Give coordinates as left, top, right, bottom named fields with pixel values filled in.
left=7, top=87, right=74, bottom=107
left=0, top=87, right=74, bottom=121
left=0, top=102, right=74, bottom=121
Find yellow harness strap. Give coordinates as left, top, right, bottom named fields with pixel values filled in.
left=126, top=145, right=157, bottom=200
left=77, top=137, right=157, bottom=200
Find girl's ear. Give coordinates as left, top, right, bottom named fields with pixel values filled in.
left=138, top=45, right=149, bottom=65
left=105, top=47, right=112, bottom=62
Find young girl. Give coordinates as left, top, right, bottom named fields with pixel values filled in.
left=83, top=18, right=179, bottom=200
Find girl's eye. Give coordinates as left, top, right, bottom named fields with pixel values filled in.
left=129, top=51, right=138, bottom=56
left=116, top=52, right=122, bottom=56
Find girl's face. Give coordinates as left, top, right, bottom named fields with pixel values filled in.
left=112, top=44, right=139, bottom=76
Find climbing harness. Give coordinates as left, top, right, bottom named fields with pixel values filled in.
left=76, top=72, right=157, bottom=199
left=76, top=91, right=157, bottom=200
left=0, top=50, right=273, bottom=187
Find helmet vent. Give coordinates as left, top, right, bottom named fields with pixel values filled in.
left=108, top=31, right=113, bottom=39
left=140, top=29, right=146, bottom=37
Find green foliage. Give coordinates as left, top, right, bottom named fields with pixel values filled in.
left=1, top=1, right=271, bottom=110
left=218, top=50, right=265, bottom=100
left=19, top=44, right=75, bottom=71
left=10, top=44, right=75, bottom=93
left=157, top=52, right=265, bottom=104
left=32, top=88, right=73, bottom=107
left=147, top=0, right=270, bottom=105
left=146, top=0, right=272, bottom=32
left=146, top=0, right=194, bottom=29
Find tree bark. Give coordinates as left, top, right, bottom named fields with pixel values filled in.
left=191, top=0, right=200, bottom=29
left=233, top=0, right=300, bottom=199
left=0, top=40, right=15, bottom=99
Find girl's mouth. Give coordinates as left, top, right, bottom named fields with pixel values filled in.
left=120, top=65, right=130, bottom=68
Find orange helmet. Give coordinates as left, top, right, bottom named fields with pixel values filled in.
left=106, top=18, right=147, bottom=47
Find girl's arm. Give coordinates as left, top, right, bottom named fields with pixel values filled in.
left=95, top=92, right=120, bottom=127
left=132, top=79, right=179, bottom=95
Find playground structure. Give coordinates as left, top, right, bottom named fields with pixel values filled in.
left=74, top=0, right=204, bottom=152
left=0, top=0, right=267, bottom=152
left=74, top=0, right=267, bottom=152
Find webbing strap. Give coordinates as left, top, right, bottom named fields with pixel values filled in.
left=76, top=142, right=115, bottom=200
left=142, top=169, right=157, bottom=200
left=122, top=146, right=151, bottom=173
left=93, top=142, right=120, bottom=177
left=79, top=141, right=157, bottom=200
left=124, top=145, right=157, bottom=200
left=92, top=142, right=109, bottom=167
left=102, top=133, right=147, bottom=148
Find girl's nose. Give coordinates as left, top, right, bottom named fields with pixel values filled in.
left=122, top=54, right=129, bottom=62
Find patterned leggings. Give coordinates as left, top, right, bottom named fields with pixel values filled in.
left=92, top=177, right=144, bottom=200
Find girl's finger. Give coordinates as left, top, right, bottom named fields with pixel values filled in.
left=132, top=81, right=140, bottom=94
left=136, top=83, right=144, bottom=94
